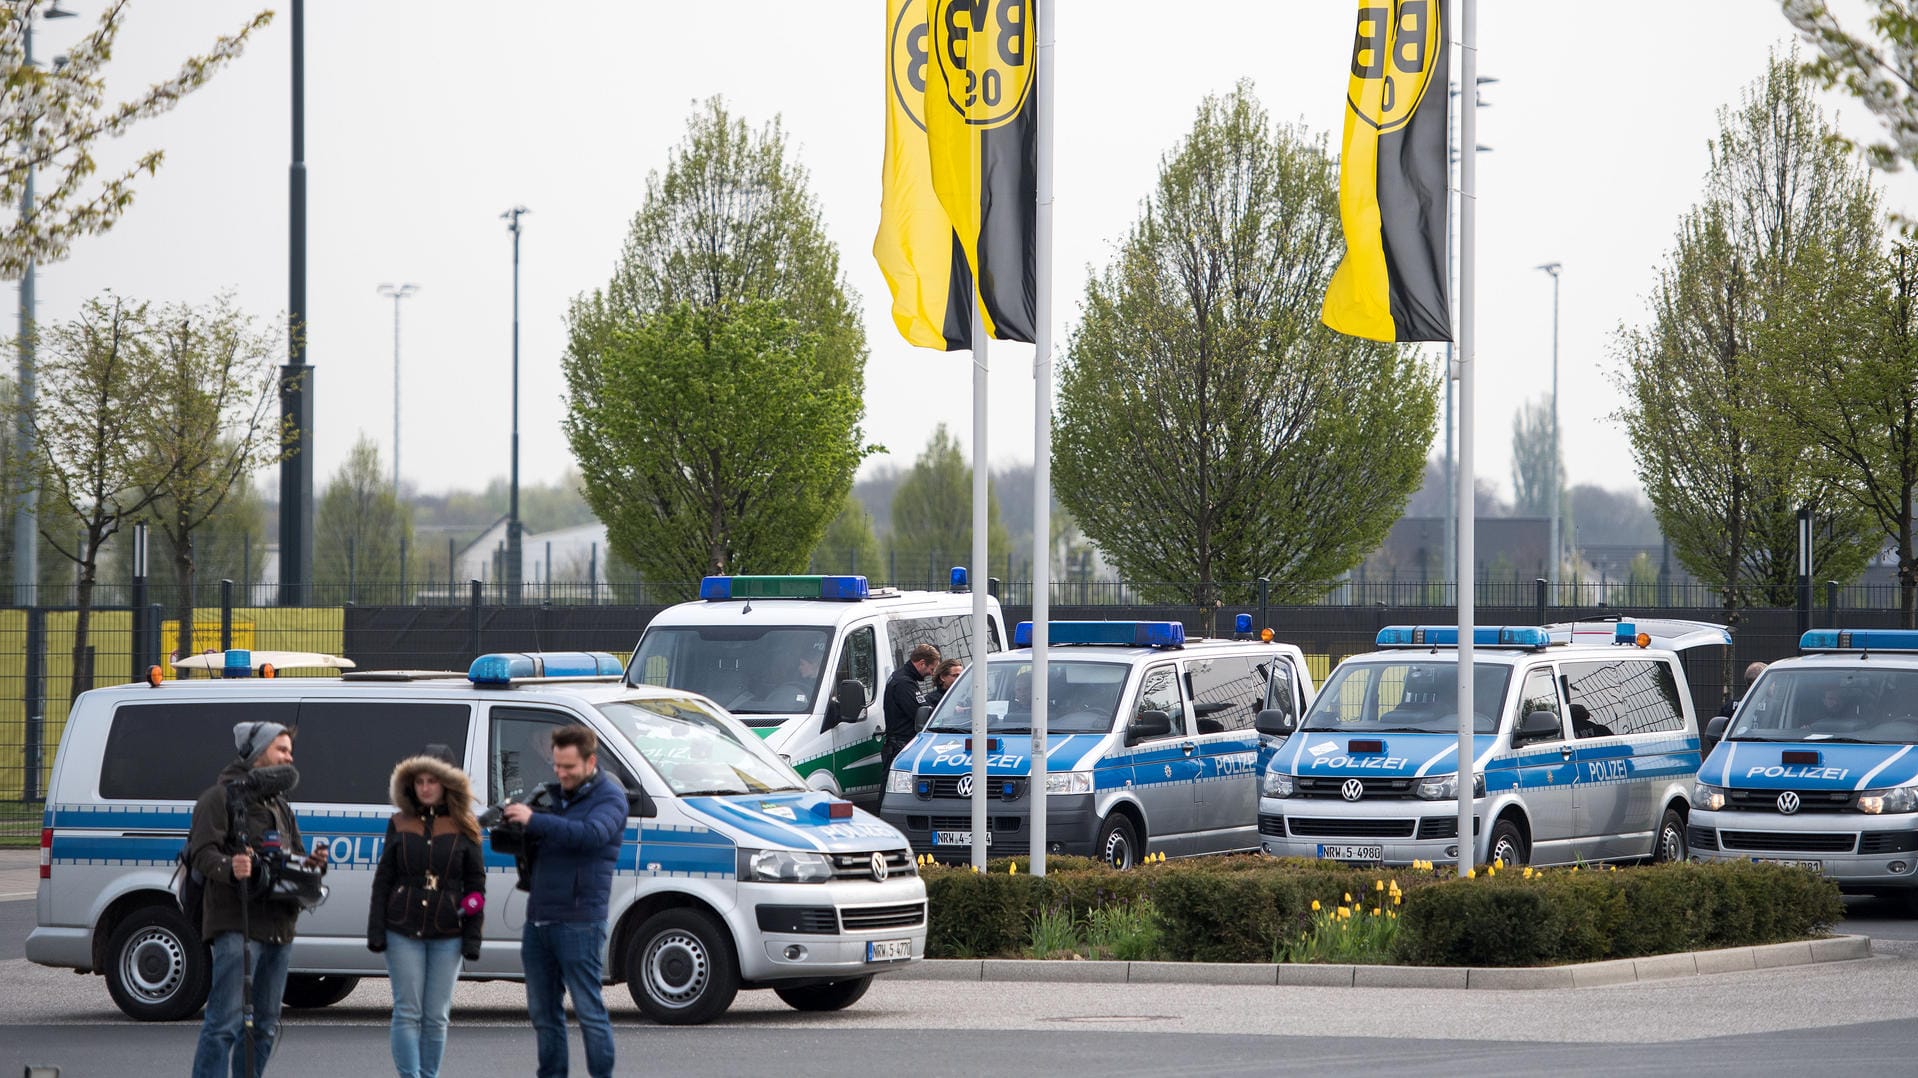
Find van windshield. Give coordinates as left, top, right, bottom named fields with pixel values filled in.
left=597, top=696, right=808, bottom=796
left=925, top=659, right=1130, bottom=735
left=1725, top=667, right=1918, bottom=745
left=628, top=625, right=832, bottom=720
left=1301, top=660, right=1512, bottom=736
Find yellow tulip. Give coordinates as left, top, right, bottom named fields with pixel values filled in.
left=1311, top=899, right=1321, bottom=911
left=1343, top=892, right=1352, bottom=903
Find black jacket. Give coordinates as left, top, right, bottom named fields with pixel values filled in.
left=884, top=666, right=925, bottom=755
left=368, top=756, right=487, bottom=959
left=187, top=760, right=317, bottom=945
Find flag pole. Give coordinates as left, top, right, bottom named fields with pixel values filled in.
left=970, top=303, right=990, bottom=874
left=1028, top=0, right=1055, bottom=877
left=1455, top=0, right=1479, bottom=880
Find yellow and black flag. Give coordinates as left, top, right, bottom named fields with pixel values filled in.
left=875, top=0, right=975, bottom=351
left=1322, top=0, right=1452, bottom=343
left=925, top=0, right=1037, bottom=344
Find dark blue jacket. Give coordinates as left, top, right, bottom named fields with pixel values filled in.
left=523, top=769, right=627, bottom=924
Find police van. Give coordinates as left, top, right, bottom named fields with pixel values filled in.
left=28, top=651, right=926, bottom=1026
left=1258, top=621, right=1726, bottom=868
left=879, top=619, right=1315, bottom=868
left=627, top=574, right=1005, bottom=808
left=1691, top=628, right=1918, bottom=899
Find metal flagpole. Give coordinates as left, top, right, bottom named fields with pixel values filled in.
left=1028, top=0, right=1055, bottom=877
left=1455, top=0, right=1479, bottom=879
left=970, top=304, right=990, bottom=873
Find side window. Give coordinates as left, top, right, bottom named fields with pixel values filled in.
left=1264, top=660, right=1297, bottom=722
left=290, top=701, right=472, bottom=804
left=100, top=701, right=301, bottom=800
left=890, top=614, right=999, bottom=670
left=1517, top=668, right=1565, bottom=741
left=1133, top=665, right=1186, bottom=738
left=1561, top=661, right=1620, bottom=740
left=490, top=707, right=637, bottom=803
left=836, top=625, right=878, bottom=702
left=1183, top=655, right=1266, bottom=733
left=1611, top=660, right=1687, bottom=736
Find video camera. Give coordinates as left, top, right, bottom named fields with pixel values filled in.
left=222, top=764, right=328, bottom=912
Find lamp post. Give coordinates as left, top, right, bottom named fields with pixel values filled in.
left=1443, top=75, right=1495, bottom=591
left=1537, top=261, right=1562, bottom=590
left=12, top=1, right=78, bottom=607
left=501, top=206, right=527, bottom=604
left=376, top=282, right=418, bottom=492
left=279, top=0, right=312, bottom=606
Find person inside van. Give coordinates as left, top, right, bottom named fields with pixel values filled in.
left=764, top=640, right=826, bottom=711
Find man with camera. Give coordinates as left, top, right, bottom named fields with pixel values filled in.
left=187, top=721, right=328, bottom=1078
left=499, top=725, right=625, bottom=1078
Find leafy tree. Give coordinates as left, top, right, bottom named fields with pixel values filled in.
left=563, top=98, right=871, bottom=592
left=314, top=435, right=412, bottom=601
left=1614, top=54, right=1878, bottom=625
left=1054, top=83, right=1437, bottom=605
left=147, top=472, right=266, bottom=600
left=1783, top=1, right=1918, bottom=171
left=887, top=424, right=1011, bottom=584
left=1510, top=398, right=1559, bottom=517
left=0, top=2, right=271, bottom=277
left=809, top=492, right=883, bottom=577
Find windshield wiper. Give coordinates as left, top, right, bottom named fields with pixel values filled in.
left=1363, top=726, right=1446, bottom=734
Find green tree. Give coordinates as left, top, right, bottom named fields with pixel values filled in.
left=1510, top=398, right=1559, bottom=517
left=1783, top=1, right=1918, bottom=171
left=887, top=424, right=1010, bottom=584
left=1053, top=83, right=1437, bottom=606
left=314, top=435, right=412, bottom=601
left=810, top=492, right=883, bottom=578
left=563, top=98, right=871, bottom=592
left=1614, top=54, right=1878, bottom=624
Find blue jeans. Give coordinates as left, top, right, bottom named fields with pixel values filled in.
left=385, top=934, right=463, bottom=1078
left=191, top=932, right=292, bottom=1078
left=522, top=921, right=614, bottom=1078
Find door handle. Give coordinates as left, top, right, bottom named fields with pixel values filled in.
left=1181, top=741, right=1197, bottom=756
left=1560, top=746, right=1574, bottom=760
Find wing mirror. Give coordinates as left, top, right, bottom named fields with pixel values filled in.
left=1254, top=709, right=1297, bottom=738
left=628, top=788, right=657, bottom=818
left=1127, top=709, right=1172, bottom=745
left=824, top=679, right=868, bottom=732
left=1515, top=710, right=1561, bottom=742
left=1702, top=715, right=1729, bottom=757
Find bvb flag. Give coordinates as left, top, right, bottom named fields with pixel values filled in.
left=875, top=0, right=975, bottom=350
left=924, top=0, right=1037, bottom=343
left=1321, top=0, right=1452, bottom=343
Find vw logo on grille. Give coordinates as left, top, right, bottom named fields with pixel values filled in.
left=955, top=774, right=974, bottom=798
left=871, top=851, right=889, bottom=882
left=1341, top=778, right=1365, bottom=802
left=1777, top=791, right=1801, bottom=815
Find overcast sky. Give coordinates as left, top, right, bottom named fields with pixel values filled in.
left=13, top=0, right=1915, bottom=509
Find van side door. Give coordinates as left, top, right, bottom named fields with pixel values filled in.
left=1565, top=657, right=1691, bottom=861
left=1560, top=659, right=1641, bottom=861
left=828, top=622, right=883, bottom=802
left=1504, top=667, right=1579, bottom=865
left=1126, top=664, right=1201, bottom=854
left=1180, top=653, right=1267, bottom=853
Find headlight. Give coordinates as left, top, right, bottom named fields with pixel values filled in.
left=738, top=848, right=833, bottom=883
left=1261, top=769, right=1296, bottom=798
left=1858, top=785, right=1918, bottom=815
left=885, top=770, right=914, bottom=794
left=1045, top=771, right=1093, bottom=795
left=1692, top=782, right=1727, bottom=811
left=1414, top=772, right=1485, bottom=801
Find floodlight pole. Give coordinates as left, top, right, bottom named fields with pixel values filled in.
left=279, top=0, right=313, bottom=606
left=502, top=207, right=527, bottom=604
left=1028, top=0, right=1055, bottom=877
left=1538, top=262, right=1561, bottom=591
left=377, top=283, right=419, bottom=493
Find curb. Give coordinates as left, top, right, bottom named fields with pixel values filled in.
left=888, top=934, right=1872, bottom=989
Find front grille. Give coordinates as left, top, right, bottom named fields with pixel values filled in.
left=1416, top=816, right=1458, bottom=840
left=1858, top=831, right=1918, bottom=855
left=1687, top=825, right=1719, bottom=852
left=1288, top=817, right=1416, bottom=839
left=928, top=776, right=1027, bottom=801
left=1719, top=830, right=1856, bottom=853
left=1297, top=776, right=1418, bottom=800
left=840, top=902, right=927, bottom=932
left=827, top=850, right=916, bottom=881
left=756, top=905, right=837, bottom=935
left=1257, top=813, right=1285, bottom=836
left=1727, top=788, right=1856, bottom=813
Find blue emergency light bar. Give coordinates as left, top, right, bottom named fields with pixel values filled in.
left=698, top=575, right=870, bottom=602
left=1800, top=628, right=1918, bottom=653
left=1012, top=620, right=1185, bottom=649
left=950, top=566, right=968, bottom=590
left=1235, top=613, right=1252, bottom=634
left=468, top=651, right=625, bottom=685
left=222, top=649, right=252, bottom=678
left=1376, top=625, right=1552, bottom=650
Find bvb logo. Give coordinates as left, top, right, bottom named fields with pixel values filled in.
left=1346, top=1, right=1441, bottom=133
left=890, top=0, right=934, bottom=132
left=930, top=0, right=1034, bottom=128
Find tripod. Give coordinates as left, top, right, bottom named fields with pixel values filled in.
left=225, top=783, right=261, bottom=1077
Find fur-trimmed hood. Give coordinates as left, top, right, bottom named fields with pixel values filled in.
left=389, top=754, right=475, bottom=814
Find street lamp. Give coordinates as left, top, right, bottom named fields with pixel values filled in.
left=376, top=283, right=419, bottom=492
left=501, top=206, right=528, bottom=604
left=1537, top=262, right=1562, bottom=590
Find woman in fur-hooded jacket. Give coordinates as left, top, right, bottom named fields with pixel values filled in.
left=367, top=754, right=485, bottom=1078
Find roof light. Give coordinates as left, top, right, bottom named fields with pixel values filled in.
left=222, top=649, right=252, bottom=679
left=145, top=665, right=164, bottom=688
left=468, top=651, right=625, bottom=685
left=1013, top=621, right=1185, bottom=648
left=1801, top=629, right=1918, bottom=652
left=1375, top=625, right=1551, bottom=650
left=1235, top=614, right=1252, bottom=635
left=699, top=575, right=870, bottom=601
left=950, top=566, right=968, bottom=591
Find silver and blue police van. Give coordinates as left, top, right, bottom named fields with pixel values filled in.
left=878, top=619, right=1315, bottom=868
left=1691, top=628, right=1918, bottom=899
left=29, top=651, right=926, bottom=1025
left=1258, top=621, right=1724, bottom=868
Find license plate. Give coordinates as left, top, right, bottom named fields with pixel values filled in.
left=1750, top=857, right=1822, bottom=870
left=1317, top=843, right=1383, bottom=863
left=932, top=830, right=991, bottom=846
left=866, top=938, right=912, bottom=962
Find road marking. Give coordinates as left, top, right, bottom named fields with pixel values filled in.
left=0, top=891, right=35, bottom=901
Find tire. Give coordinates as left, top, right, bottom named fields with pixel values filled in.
left=1486, top=818, right=1528, bottom=868
left=1651, top=807, right=1687, bottom=864
left=282, top=973, right=360, bottom=1009
left=103, top=903, right=210, bottom=1022
left=625, top=909, right=740, bottom=1025
left=773, top=975, right=873, bottom=1012
left=1097, top=814, right=1139, bottom=870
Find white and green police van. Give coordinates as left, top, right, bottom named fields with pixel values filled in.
left=1258, top=621, right=1727, bottom=868
left=880, top=619, right=1316, bottom=868
left=1692, top=628, right=1918, bottom=899
left=29, top=651, right=926, bottom=1025
left=627, top=574, right=1005, bottom=807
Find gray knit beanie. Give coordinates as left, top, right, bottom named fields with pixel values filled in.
left=234, top=720, right=289, bottom=763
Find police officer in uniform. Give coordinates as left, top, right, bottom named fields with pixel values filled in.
left=883, top=644, right=940, bottom=771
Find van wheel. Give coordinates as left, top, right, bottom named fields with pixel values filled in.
left=1652, top=808, right=1687, bottom=863
left=1097, top=814, right=1139, bottom=870
left=1487, top=819, right=1528, bottom=868
left=282, top=973, right=360, bottom=1009
left=626, top=909, right=740, bottom=1025
left=774, top=975, right=873, bottom=1012
left=104, top=904, right=209, bottom=1021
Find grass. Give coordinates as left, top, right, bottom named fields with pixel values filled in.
left=1024, top=899, right=1165, bottom=961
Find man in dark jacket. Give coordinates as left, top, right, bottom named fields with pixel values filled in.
left=883, top=643, right=941, bottom=771
left=501, top=725, right=625, bottom=1078
left=188, top=720, right=328, bottom=1078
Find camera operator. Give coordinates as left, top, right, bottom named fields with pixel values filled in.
left=498, top=725, right=624, bottom=1078
left=187, top=721, right=328, bottom=1078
